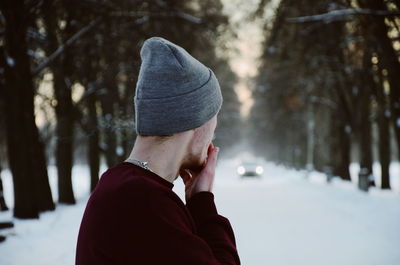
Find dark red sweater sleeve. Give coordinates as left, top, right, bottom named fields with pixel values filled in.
left=186, top=191, right=241, bottom=265
left=124, top=189, right=241, bottom=265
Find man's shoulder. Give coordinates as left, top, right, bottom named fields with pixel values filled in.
left=82, top=163, right=160, bottom=220
left=95, top=163, right=156, bottom=197
left=90, top=162, right=179, bottom=205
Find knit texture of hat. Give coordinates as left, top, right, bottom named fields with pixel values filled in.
left=134, top=37, right=223, bottom=135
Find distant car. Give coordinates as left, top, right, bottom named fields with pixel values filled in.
left=237, top=162, right=264, bottom=177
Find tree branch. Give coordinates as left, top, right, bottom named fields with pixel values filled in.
left=33, top=10, right=201, bottom=76
left=110, top=11, right=202, bottom=24
left=33, top=17, right=102, bottom=76
left=287, top=8, right=400, bottom=23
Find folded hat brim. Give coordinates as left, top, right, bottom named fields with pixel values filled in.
left=135, top=69, right=223, bottom=136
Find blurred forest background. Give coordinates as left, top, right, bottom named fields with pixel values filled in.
left=0, top=0, right=399, bottom=220
left=250, top=0, right=400, bottom=191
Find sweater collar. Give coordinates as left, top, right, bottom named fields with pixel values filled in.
left=122, top=162, right=174, bottom=189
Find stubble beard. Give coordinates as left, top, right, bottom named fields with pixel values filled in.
left=181, top=151, right=206, bottom=173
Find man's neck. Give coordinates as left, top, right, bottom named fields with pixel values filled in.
left=127, top=136, right=190, bottom=183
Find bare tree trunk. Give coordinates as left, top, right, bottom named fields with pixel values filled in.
left=323, top=16, right=353, bottom=182
left=118, top=75, right=136, bottom=161
left=375, top=68, right=391, bottom=189
left=0, top=81, right=9, bottom=211
left=86, top=80, right=100, bottom=192
left=358, top=0, right=396, bottom=190
left=78, top=38, right=101, bottom=191
left=1, top=0, right=55, bottom=218
left=99, top=37, right=118, bottom=168
left=359, top=0, right=400, bottom=164
left=377, top=108, right=391, bottom=189
left=100, top=91, right=117, bottom=168
left=338, top=124, right=352, bottom=181
left=356, top=51, right=374, bottom=191
left=42, top=0, right=76, bottom=204
left=357, top=91, right=373, bottom=191
left=306, top=104, right=315, bottom=172
left=88, top=95, right=100, bottom=192
left=0, top=165, right=9, bottom=211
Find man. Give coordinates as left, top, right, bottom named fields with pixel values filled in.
left=76, top=37, right=241, bottom=265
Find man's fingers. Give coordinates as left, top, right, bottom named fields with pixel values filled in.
left=204, top=145, right=219, bottom=173
left=179, top=169, right=192, bottom=185
left=206, top=143, right=215, bottom=157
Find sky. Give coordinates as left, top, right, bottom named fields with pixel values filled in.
left=221, top=0, right=263, bottom=117
left=221, top=0, right=280, bottom=118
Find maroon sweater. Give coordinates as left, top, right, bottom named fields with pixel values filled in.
left=75, top=162, right=241, bottom=265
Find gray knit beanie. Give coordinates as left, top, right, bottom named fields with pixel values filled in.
left=134, top=37, right=223, bottom=136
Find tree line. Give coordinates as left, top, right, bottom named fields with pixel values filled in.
left=250, top=0, right=400, bottom=191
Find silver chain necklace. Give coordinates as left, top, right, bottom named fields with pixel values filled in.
left=125, top=158, right=154, bottom=173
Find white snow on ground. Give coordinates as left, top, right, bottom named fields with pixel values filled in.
left=0, top=159, right=399, bottom=265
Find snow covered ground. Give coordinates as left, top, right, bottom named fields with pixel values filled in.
left=0, top=158, right=399, bottom=265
